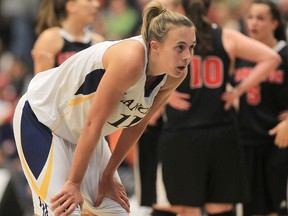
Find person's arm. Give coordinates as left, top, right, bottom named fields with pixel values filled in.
left=95, top=71, right=187, bottom=206
left=50, top=40, right=146, bottom=215
left=221, top=29, right=281, bottom=110
left=31, top=27, right=63, bottom=74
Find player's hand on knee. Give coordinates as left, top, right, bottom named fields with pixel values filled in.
left=50, top=180, right=83, bottom=216
left=96, top=176, right=130, bottom=213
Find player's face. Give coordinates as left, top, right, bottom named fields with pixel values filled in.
left=72, top=0, right=100, bottom=24
left=246, top=3, right=278, bottom=42
left=157, top=25, right=196, bottom=78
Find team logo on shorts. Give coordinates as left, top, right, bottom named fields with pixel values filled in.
left=39, top=196, right=49, bottom=216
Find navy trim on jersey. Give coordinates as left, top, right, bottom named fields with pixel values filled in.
left=145, top=74, right=165, bottom=97
left=21, top=101, right=52, bottom=179
left=75, top=69, right=105, bottom=95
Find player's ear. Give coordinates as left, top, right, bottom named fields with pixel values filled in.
left=272, top=19, right=279, bottom=31
left=66, top=0, right=77, bottom=13
left=150, top=40, right=160, bottom=54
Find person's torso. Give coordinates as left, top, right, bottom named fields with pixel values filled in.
left=54, top=28, right=93, bottom=67
left=233, top=40, right=288, bottom=143
left=27, top=35, right=167, bottom=143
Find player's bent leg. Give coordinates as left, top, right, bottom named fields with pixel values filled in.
left=81, top=138, right=129, bottom=216
left=27, top=136, right=80, bottom=216
left=13, top=98, right=80, bottom=215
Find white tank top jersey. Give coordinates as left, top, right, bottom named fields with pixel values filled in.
left=27, top=36, right=167, bottom=144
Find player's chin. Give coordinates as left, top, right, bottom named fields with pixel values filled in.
left=171, top=67, right=187, bottom=77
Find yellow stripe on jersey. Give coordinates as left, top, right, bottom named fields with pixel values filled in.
left=69, top=93, right=95, bottom=107
left=18, top=138, right=54, bottom=201
left=52, top=111, right=70, bottom=132
left=52, top=94, right=95, bottom=132
left=40, top=140, right=54, bottom=199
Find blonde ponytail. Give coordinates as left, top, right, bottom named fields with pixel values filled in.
left=141, top=0, right=194, bottom=47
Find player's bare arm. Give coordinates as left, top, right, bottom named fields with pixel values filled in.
left=221, top=29, right=281, bottom=109
left=32, top=27, right=64, bottom=73
left=68, top=40, right=145, bottom=187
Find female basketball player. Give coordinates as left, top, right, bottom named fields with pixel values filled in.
left=232, top=1, right=288, bottom=215
left=32, top=0, right=104, bottom=74
left=13, top=0, right=196, bottom=215
left=152, top=0, right=281, bottom=216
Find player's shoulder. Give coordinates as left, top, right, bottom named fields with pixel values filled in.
left=109, top=38, right=146, bottom=68
left=34, top=27, right=63, bottom=49
left=122, top=39, right=145, bottom=59
left=33, top=27, right=63, bottom=53
left=222, top=28, right=244, bottom=41
left=38, top=27, right=62, bottom=42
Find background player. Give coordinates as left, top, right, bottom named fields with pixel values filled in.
left=232, top=1, right=288, bottom=215
left=32, top=0, right=104, bottom=74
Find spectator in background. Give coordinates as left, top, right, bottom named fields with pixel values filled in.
left=128, top=0, right=151, bottom=37
left=0, top=37, right=14, bottom=75
left=0, top=0, right=41, bottom=73
left=0, top=35, right=33, bottom=216
left=99, top=0, right=139, bottom=40
left=32, top=0, right=104, bottom=74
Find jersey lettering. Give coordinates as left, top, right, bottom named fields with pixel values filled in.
left=235, top=67, right=284, bottom=106
left=109, top=96, right=150, bottom=128
left=268, top=69, right=284, bottom=84
left=246, top=86, right=261, bottom=105
left=235, top=67, right=284, bottom=84
left=57, top=51, right=77, bottom=65
left=38, top=196, right=48, bottom=216
left=120, top=99, right=149, bottom=114
left=108, top=114, right=142, bottom=128
left=190, top=56, right=223, bottom=88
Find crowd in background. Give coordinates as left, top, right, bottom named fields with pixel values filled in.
left=0, top=0, right=288, bottom=215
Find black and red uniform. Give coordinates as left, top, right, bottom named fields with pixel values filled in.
left=54, top=28, right=92, bottom=67
left=233, top=40, right=288, bottom=215
left=157, top=26, right=249, bottom=206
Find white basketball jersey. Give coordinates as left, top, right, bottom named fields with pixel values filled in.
left=27, top=36, right=167, bottom=143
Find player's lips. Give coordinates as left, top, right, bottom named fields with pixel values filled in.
left=249, top=29, right=258, bottom=34
left=177, top=65, right=187, bottom=70
left=177, top=66, right=186, bottom=72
